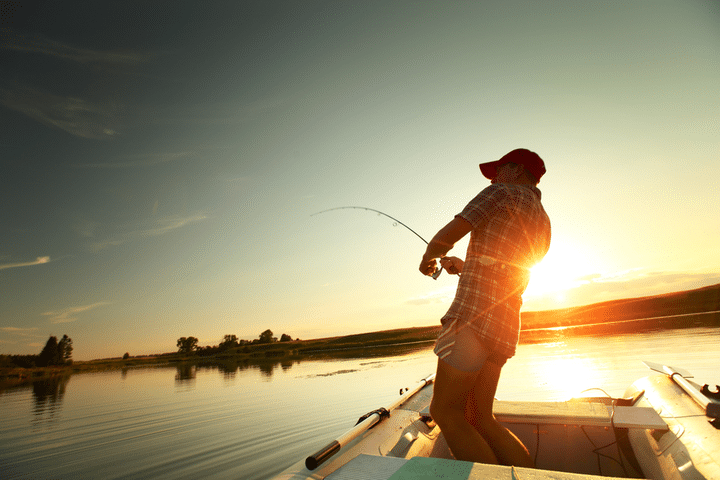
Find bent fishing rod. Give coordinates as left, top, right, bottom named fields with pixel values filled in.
left=310, top=206, right=443, bottom=279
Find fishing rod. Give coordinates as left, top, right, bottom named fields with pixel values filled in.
left=310, top=206, right=443, bottom=279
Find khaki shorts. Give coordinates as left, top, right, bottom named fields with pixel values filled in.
left=434, top=320, right=508, bottom=372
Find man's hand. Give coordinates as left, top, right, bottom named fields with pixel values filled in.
left=419, top=217, right=472, bottom=278
left=419, top=256, right=439, bottom=277
left=440, top=256, right=464, bottom=275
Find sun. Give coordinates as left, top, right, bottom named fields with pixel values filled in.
left=524, top=239, right=598, bottom=305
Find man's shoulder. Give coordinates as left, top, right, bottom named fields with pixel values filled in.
left=477, top=183, right=540, bottom=199
left=477, top=183, right=510, bottom=197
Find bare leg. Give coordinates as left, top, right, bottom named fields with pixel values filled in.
left=466, top=360, right=534, bottom=467
left=429, top=358, right=499, bottom=464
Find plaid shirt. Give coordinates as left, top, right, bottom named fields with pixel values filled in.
left=440, top=183, right=551, bottom=359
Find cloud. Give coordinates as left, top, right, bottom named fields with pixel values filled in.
left=0, top=256, right=50, bottom=271
left=142, top=213, right=209, bottom=236
left=72, top=152, right=195, bottom=168
left=42, top=302, right=110, bottom=324
left=0, top=29, right=154, bottom=138
left=405, top=285, right=456, bottom=306
left=88, top=212, right=209, bottom=252
left=0, top=83, right=122, bottom=139
left=0, top=327, right=39, bottom=335
left=1, top=28, right=152, bottom=66
left=523, top=269, right=720, bottom=311
left=0, top=327, right=42, bottom=347
left=575, top=273, right=603, bottom=282
left=572, top=269, right=720, bottom=296
left=89, top=239, right=124, bottom=252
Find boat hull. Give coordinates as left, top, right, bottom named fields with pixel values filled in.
left=273, top=371, right=720, bottom=480
left=274, top=378, right=647, bottom=479
left=625, top=374, right=720, bottom=480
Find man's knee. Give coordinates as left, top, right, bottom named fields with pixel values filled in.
left=430, top=395, right=465, bottom=427
left=429, top=397, right=444, bottom=424
left=470, top=414, right=502, bottom=437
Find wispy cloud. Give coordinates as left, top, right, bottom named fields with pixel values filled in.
left=88, top=212, right=209, bottom=252
left=0, top=327, right=42, bottom=347
left=0, top=327, right=39, bottom=336
left=0, top=29, right=152, bottom=139
left=405, top=285, right=457, bottom=306
left=42, top=302, right=110, bottom=324
left=1, top=28, right=152, bottom=66
left=143, top=213, right=208, bottom=236
left=72, top=152, right=195, bottom=168
left=0, top=256, right=50, bottom=271
left=0, top=83, right=122, bottom=139
left=523, top=269, right=720, bottom=311
left=587, top=270, right=720, bottom=299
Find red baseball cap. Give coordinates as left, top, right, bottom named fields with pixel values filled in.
left=479, top=148, right=546, bottom=182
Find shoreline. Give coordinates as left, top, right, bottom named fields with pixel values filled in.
left=3, top=310, right=719, bottom=390
left=4, top=280, right=718, bottom=390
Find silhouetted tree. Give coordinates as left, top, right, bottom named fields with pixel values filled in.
left=258, top=329, right=275, bottom=344
left=38, top=336, right=60, bottom=367
left=280, top=334, right=292, bottom=342
left=176, top=336, right=199, bottom=354
left=57, top=335, right=73, bottom=363
left=123, top=352, right=130, bottom=360
left=7, top=355, right=37, bottom=368
left=220, top=335, right=239, bottom=349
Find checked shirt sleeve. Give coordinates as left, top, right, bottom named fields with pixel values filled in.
left=457, top=184, right=512, bottom=229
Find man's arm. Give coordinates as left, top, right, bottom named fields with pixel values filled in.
left=419, top=216, right=473, bottom=276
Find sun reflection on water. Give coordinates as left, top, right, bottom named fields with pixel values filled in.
left=518, top=347, right=605, bottom=401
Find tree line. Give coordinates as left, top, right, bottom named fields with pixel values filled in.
left=0, top=335, right=73, bottom=369
left=176, top=329, right=297, bottom=355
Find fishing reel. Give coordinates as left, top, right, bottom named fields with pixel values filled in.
left=701, top=384, right=720, bottom=400
left=432, top=267, right=443, bottom=280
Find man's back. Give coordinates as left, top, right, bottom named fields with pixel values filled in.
left=443, top=181, right=551, bottom=358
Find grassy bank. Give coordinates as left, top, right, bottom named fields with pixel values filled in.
left=521, top=282, right=720, bottom=329
left=0, top=327, right=442, bottom=389
left=0, top=366, right=72, bottom=390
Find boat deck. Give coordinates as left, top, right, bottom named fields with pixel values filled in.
left=318, top=380, right=667, bottom=480
left=274, top=367, right=720, bottom=480
left=494, top=400, right=668, bottom=430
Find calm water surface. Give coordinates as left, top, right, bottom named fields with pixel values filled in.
left=1, top=327, right=719, bottom=480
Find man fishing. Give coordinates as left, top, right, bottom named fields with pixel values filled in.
left=419, top=148, right=551, bottom=466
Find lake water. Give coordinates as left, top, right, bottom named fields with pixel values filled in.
left=1, top=327, right=719, bottom=480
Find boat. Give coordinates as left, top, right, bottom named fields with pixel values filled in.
left=272, top=361, right=720, bottom=480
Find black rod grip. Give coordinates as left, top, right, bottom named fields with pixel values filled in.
left=305, top=440, right=341, bottom=470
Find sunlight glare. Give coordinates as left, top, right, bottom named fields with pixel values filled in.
left=533, top=354, right=603, bottom=400
left=525, top=239, right=599, bottom=304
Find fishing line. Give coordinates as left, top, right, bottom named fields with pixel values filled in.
left=310, top=206, right=443, bottom=279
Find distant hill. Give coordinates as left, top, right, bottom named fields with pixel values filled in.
left=521, top=282, right=720, bottom=330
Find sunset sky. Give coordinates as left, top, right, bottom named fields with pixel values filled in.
left=2, top=1, right=719, bottom=360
